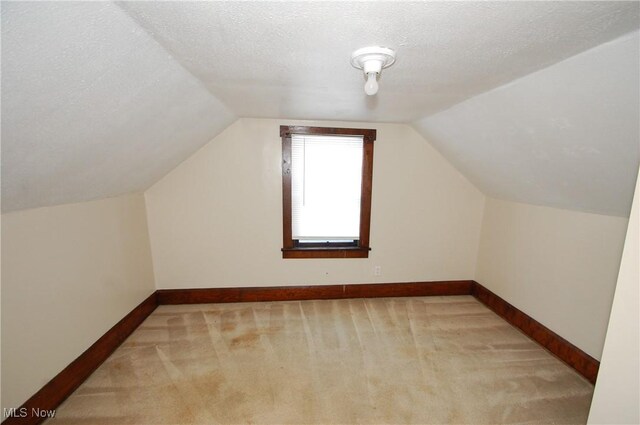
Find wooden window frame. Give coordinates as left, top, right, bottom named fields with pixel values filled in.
left=280, top=125, right=375, bottom=259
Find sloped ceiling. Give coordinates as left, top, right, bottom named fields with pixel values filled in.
left=1, top=2, right=235, bottom=212
left=1, top=1, right=639, bottom=214
left=415, top=32, right=640, bottom=217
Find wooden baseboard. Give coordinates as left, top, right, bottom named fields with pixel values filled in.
left=156, top=280, right=474, bottom=304
left=471, top=281, right=599, bottom=384
left=2, top=292, right=158, bottom=425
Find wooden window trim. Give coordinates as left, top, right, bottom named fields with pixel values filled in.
left=281, top=125, right=375, bottom=259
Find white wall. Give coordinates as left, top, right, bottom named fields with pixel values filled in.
left=476, top=198, right=628, bottom=359
left=588, top=169, right=639, bottom=424
left=145, top=118, right=486, bottom=289
left=1, top=193, right=156, bottom=411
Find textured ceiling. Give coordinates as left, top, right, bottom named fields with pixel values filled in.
left=119, top=1, right=639, bottom=121
left=1, top=2, right=235, bottom=212
left=414, top=32, right=640, bottom=217
left=1, top=1, right=639, bottom=214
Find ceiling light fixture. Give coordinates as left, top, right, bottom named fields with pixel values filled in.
left=350, top=46, right=396, bottom=96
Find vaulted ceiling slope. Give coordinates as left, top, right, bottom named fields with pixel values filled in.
left=1, top=2, right=235, bottom=212
left=1, top=1, right=639, bottom=213
left=414, top=32, right=639, bottom=217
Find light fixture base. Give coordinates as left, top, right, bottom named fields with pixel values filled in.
left=350, top=46, right=396, bottom=74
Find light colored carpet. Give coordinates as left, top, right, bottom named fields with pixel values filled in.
left=48, top=296, right=593, bottom=424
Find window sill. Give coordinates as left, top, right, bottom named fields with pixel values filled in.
left=281, top=247, right=370, bottom=259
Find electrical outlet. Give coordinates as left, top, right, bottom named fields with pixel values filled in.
left=374, top=266, right=382, bottom=276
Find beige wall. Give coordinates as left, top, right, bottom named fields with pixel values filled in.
left=1, top=193, right=156, bottom=411
left=476, top=197, right=628, bottom=359
left=588, top=169, right=639, bottom=424
left=145, top=118, right=486, bottom=289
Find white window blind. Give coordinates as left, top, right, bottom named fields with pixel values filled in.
left=291, top=134, right=364, bottom=242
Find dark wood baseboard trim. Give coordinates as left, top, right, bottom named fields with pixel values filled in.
left=471, top=281, right=599, bottom=384
left=156, top=280, right=474, bottom=304
left=2, top=292, right=158, bottom=425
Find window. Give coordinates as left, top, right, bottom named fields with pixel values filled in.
left=281, top=125, right=375, bottom=258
